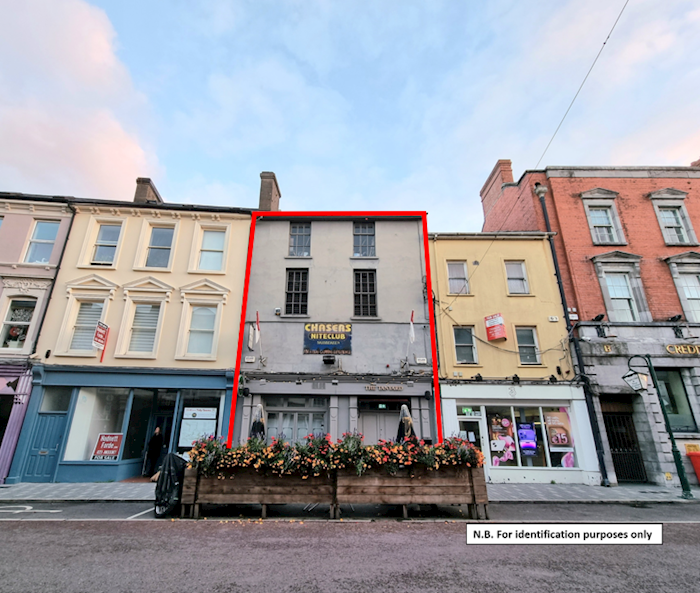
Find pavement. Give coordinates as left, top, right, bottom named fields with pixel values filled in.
left=1, top=480, right=699, bottom=503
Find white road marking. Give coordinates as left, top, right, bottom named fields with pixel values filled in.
left=0, top=505, right=61, bottom=514
left=126, top=507, right=155, bottom=520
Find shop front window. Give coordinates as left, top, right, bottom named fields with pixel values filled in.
left=482, top=405, right=577, bottom=469
left=486, top=407, right=518, bottom=467
left=656, top=370, right=697, bottom=433
left=63, top=388, right=129, bottom=461
left=513, top=407, right=547, bottom=468
left=265, top=397, right=327, bottom=443
left=543, top=407, right=577, bottom=467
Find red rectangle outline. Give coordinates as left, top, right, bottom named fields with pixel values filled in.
left=227, top=211, right=443, bottom=446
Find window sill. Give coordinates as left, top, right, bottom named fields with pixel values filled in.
left=285, top=256, right=312, bottom=260
left=454, top=363, right=482, bottom=367
left=54, top=351, right=99, bottom=358
left=664, top=242, right=699, bottom=248
left=350, top=316, right=381, bottom=321
left=132, top=266, right=172, bottom=273
left=78, top=264, right=117, bottom=270
left=280, top=314, right=310, bottom=318
left=350, top=256, right=378, bottom=260
left=175, top=355, right=217, bottom=362
left=15, top=263, right=56, bottom=269
left=447, top=293, right=473, bottom=297
left=517, top=363, right=545, bottom=368
left=187, top=269, right=227, bottom=275
left=673, top=432, right=700, bottom=439
left=507, top=293, right=535, bottom=297
left=0, top=347, right=32, bottom=355
left=591, top=241, right=627, bottom=247
left=114, top=353, right=157, bottom=360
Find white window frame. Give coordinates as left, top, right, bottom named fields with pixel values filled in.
left=77, top=216, right=126, bottom=269
left=114, top=277, right=173, bottom=359
left=504, top=260, right=530, bottom=295
left=453, top=326, right=478, bottom=364
left=288, top=221, right=312, bottom=258
left=580, top=189, right=626, bottom=246
left=133, top=219, right=179, bottom=272
left=55, top=275, right=117, bottom=357
left=0, top=296, right=37, bottom=354
left=515, top=326, right=541, bottom=365
left=188, top=222, right=231, bottom=274
left=176, top=279, right=229, bottom=360
left=353, top=222, right=376, bottom=258
left=446, top=261, right=469, bottom=295
left=22, top=219, right=62, bottom=265
left=665, top=252, right=700, bottom=323
left=591, top=251, right=651, bottom=323
left=649, top=189, right=697, bottom=246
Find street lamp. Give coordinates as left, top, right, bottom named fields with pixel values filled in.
left=623, top=355, right=694, bottom=500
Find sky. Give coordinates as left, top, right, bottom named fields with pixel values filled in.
left=1, top=0, right=699, bottom=232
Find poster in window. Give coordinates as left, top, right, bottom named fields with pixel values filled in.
left=178, top=407, right=218, bottom=448
left=516, top=422, right=538, bottom=457
left=91, top=433, right=123, bottom=461
left=544, top=409, right=574, bottom=451
left=488, top=413, right=516, bottom=466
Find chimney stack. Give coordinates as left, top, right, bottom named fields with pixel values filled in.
left=134, top=178, right=163, bottom=204
left=480, top=159, right=514, bottom=215
left=258, top=172, right=281, bottom=211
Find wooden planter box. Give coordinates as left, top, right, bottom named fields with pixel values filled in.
left=180, top=465, right=488, bottom=519
left=181, top=468, right=335, bottom=519
left=336, top=465, right=488, bottom=519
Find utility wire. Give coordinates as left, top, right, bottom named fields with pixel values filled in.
left=534, top=0, right=631, bottom=168
left=448, top=0, right=630, bottom=297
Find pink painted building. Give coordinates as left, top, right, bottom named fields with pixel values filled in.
left=0, top=193, right=72, bottom=483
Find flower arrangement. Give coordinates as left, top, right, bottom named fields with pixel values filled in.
left=188, top=432, right=483, bottom=478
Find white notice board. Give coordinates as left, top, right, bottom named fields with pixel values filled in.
left=178, top=407, right=218, bottom=447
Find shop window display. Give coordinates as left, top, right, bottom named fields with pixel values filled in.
left=63, top=388, right=129, bottom=461
left=542, top=407, right=576, bottom=467
left=655, top=370, right=697, bottom=433
left=483, top=405, right=577, bottom=469
left=487, top=407, right=517, bottom=467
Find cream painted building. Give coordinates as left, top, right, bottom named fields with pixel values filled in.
left=430, top=233, right=602, bottom=485
left=7, top=176, right=271, bottom=483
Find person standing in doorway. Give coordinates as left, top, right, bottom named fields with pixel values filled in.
left=144, top=426, right=164, bottom=477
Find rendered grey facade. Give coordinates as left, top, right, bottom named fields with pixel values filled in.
left=235, top=215, right=435, bottom=445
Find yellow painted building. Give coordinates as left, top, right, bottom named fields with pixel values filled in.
left=6, top=176, right=280, bottom=483
left=430, top=233, right=601, bottom=485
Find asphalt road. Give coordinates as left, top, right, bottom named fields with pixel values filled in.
left=1, top=520, right=698, bottom=593
left=2, top=500, right=700, bottom=521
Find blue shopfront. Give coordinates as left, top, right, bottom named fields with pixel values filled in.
left=5, top=365, right=234, bottom=483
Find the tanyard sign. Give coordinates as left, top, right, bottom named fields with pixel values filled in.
left=304, top=322, right=352, bottom=355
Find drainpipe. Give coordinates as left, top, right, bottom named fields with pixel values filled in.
left=534, top=182, right=610, bottom=486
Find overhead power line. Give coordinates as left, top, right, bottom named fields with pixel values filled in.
left=534, top=0, right=631, bottom=168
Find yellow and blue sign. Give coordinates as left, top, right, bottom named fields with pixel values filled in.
left=303, top=322, right=352, bottom=355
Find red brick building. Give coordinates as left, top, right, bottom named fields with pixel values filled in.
left=481, top=160, right=700, bottom=487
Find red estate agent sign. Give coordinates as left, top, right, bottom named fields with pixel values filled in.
left=93, top=321, right=109, bottom=349
left=485, top=313, right=507, bottom=341
left=91, top=433, right=123, bottom=461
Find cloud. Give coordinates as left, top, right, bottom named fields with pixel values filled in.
left=0, top=0, right=156, bottom=199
